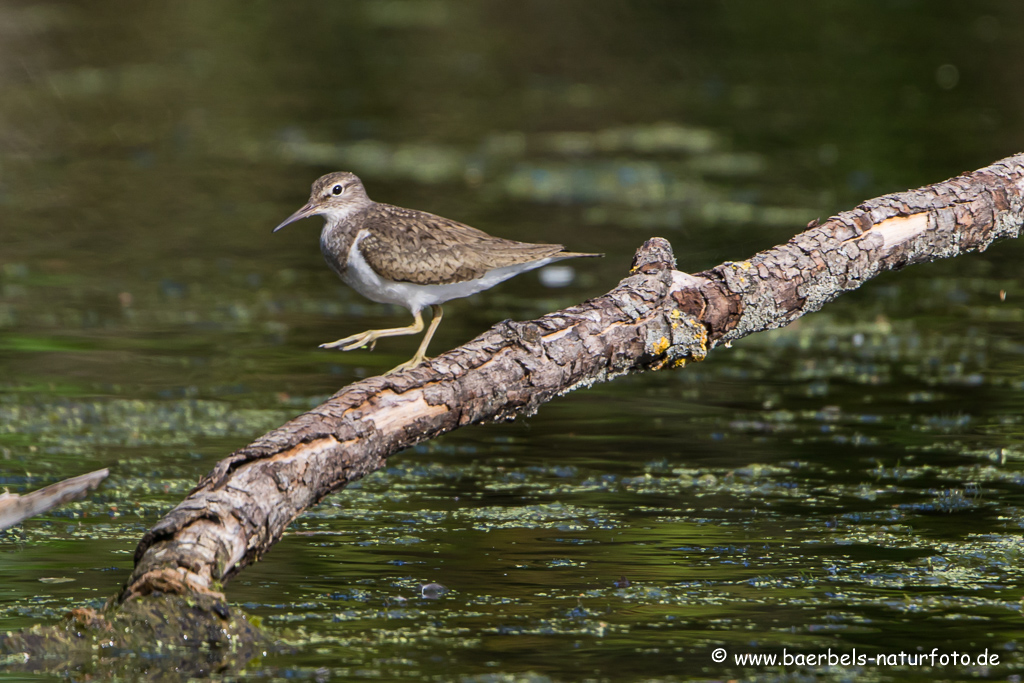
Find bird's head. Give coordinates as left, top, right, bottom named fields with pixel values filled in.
left=273, top=171, right=371, bottom=232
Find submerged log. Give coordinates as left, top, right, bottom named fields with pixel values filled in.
left=3, top=153, right=1023, bottom=663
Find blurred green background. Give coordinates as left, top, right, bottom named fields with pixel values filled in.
left=3, top=1, right=1024, bottom=680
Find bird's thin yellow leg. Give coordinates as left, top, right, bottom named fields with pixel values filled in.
left=387, top=305, right=444, bottom=374
left=320, top=310, right=424, bottom=351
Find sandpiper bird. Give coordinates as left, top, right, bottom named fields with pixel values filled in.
left=273, top=172, right=601, bottom=373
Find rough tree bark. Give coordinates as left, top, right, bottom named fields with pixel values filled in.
left=3, top=154, right=1023, bottom=663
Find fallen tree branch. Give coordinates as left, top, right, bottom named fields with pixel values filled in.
left=120, top=153, right=1024, bottom=604
left=0, top=468, right=109, bottom=531
left=5, top=155, right=1023, bottom=666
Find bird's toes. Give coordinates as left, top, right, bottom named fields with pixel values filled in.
left=385, top=354, right=429, bottom=375
left=321, top=330, right=372, bottom=350
left=321, top=338, right=357, bottom=350
left=384, top=361, right=414, bottom=375
left=341, top=334, right=376, bottom=352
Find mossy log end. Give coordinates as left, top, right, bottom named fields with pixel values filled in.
left=0, top=595, right=265, bottom=677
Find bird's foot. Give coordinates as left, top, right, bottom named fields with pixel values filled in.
left=320, top=330, right=385, bottom=352
left=384, top=353, right=432, bottom=375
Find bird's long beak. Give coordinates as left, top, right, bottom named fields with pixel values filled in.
left=272, top=202, right=320, bottom=233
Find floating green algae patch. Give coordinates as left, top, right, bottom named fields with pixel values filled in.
left=0, top=336, right=97, bottom=353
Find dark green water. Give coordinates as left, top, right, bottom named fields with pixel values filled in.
left=3, top=1, right=1024, bottom=680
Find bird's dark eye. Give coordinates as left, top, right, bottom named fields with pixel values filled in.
left=332, top=184, right=344, bottom=195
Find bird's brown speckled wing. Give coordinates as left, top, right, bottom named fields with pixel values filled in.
left=357, top=203, right=599, bottom=285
